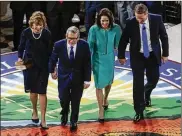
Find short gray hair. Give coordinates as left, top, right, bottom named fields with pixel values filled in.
left=66, top=26, right=80, bottom=38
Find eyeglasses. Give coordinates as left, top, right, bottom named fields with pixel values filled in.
left=67, top=37, right=78, bottom=40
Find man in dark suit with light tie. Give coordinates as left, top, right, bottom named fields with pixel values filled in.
left=118, top=4, right=169, bottom=123
left=49, top=26, right=91, bottom=131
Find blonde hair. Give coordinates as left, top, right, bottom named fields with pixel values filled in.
left=29, top=11, right=47, bottom=28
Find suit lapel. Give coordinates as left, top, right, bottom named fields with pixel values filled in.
left=148, top=14, right=153, bottom=43
left=63, top=40, right=69, bottom=62
left=134, top=18, right=141, bottom=50
left=74, top=40, right=80, bottom=62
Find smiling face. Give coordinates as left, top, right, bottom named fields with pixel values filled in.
left=31, top=22, right=43, bottom=33
left=66, top=32, right=79, bottom=46
left=100, top=15, right=110, bottom=29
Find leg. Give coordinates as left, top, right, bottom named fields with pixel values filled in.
left=69, top=86, right=83, bottom=131
left=96, top=89, right=104, bottom=120
left=85, top=10, right=96, bottom=34
left=145, top=53, right=160, bottom=105
left=70, top=86, right=83, bottom=123
left=39, top=94, right=47, bottom=127
left=59, top=87, right=71, bottom=125
left=132, top=68, right=145, bottom=113
left=30, top=93, right=38, bottom=119
left=103, top=85, right=111, bottom=109
left=61, top=12, right=75, bottom=38
left=12, top=10, right=24, bottom=50
left=131, top=54, right=145, bottom=114
left=47, top=11, right=62, bottom=42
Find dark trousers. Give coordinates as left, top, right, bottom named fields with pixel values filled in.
left=85, top=10, right=96, bottom=34
left=12, top=9, right=33, bottom=50
left=131, top=52, right=159, bottom=114
left=47, top=5, right=74, bottom=42
left=60, top=82, right=83, bottom=123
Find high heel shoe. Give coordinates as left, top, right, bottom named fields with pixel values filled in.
left=32, top=113, right=39, bottom=123
left=103, top=105, right=109, bottom=110
left=40, top=123, right=49, bottom=130
left=98, top=118, right=104, bottom=123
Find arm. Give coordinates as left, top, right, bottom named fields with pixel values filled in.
left=87, top=26, right=96, bottom=54
left=117, top=19, right=130, bottom=59
left=49, top=43, right=59, bottom=73
left=114, top=24, right=122, bottom=49
left=159, top=15, right=169, bottom=57
left=84, top=42, right=91, bottom=83
left=83, top=42, right=91, bottom=89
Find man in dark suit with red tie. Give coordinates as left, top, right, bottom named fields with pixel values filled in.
left=49, top=26, right=91, bottom=131
left=118, top=4, right=169, bottom=123
left=46, top=1, right=80, bottom=42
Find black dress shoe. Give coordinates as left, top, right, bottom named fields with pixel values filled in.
left=40, top=123, right=49, bottom=130
left=70, top=123, right=77, bottom=131
left=145, top=100, right=151, bottom=107
left=98, top=118, right=104, bottom=123
left=133, top=113, right=144, bottom=123
left=61, top=121, right=67, bottom=126
left=61, top=115, right=68, bottom=126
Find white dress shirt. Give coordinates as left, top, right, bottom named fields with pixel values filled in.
left=67, top=43, right=77, bottom=58
left=139, top=18, right=153, bottom=53
left=67, top=43, right=90, bottom=85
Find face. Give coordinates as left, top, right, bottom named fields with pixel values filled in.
left=32, top=23, right=43, bottom=33
left=135, top=12, right=148, bottom=24
left=66, top=32, right=79, bottom=46
left=100, top=16, right=110, bottom=29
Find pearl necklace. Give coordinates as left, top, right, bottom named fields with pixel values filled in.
left=31, top=29, right=43, bottom=40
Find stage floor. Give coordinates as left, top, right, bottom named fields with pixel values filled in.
left=1, top=24, right=181, bottom=135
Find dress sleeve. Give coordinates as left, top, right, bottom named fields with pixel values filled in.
left=87, top=26, right=96, bottom=54
left=114, top=25, right=122, bottom=49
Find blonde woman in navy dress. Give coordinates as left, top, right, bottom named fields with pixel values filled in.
left=88, top=8, right=122, bottom=122
left=17, top=11, right=53, bottom=129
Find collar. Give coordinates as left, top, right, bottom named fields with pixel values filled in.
left=67, top=42, right=77, bottom=49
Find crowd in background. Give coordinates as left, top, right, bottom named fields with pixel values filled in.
left=9, top=1, right=178, bottom=51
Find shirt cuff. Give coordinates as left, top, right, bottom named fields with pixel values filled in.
left=84, top=81, right=90, bottom=85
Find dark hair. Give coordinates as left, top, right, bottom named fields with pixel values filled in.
left=134, top=3, right=148, bottom=14
left=96, top=8, right=114, bottom=28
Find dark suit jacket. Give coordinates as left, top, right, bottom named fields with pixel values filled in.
left=85, top=1, right=114, bottom=13
left=118, top=13, right=169, bottom=65
left=49, top=39, right=91, bottom=88
left=46, top=1, right=80, bottom=13
left=10, top=1, right=41, bottom=11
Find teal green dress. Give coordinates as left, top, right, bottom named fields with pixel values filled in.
left=88, top=24, right=122, bottom=89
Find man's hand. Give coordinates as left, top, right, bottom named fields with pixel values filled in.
left=118, top=58, right=126, bottom=65
left=161, top=56, right=168, bottom=64
left=84, top=83, right=90, bottom=89
left=51, top=71, right=58, bottom=80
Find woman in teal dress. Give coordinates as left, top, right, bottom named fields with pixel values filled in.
left=88, top=8, right=122, bottom=122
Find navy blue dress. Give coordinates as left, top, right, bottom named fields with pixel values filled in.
left=18, top=27, right=53, bottom=94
